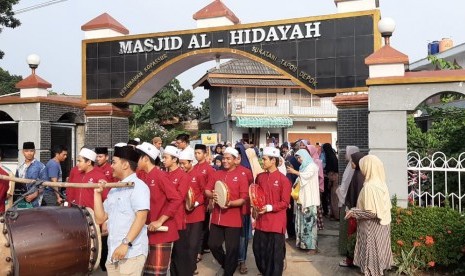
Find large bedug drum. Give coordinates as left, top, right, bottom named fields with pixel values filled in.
left=0, top=206, right=101, bottom=276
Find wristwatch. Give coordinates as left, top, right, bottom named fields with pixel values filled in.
left=122, top=238, right=133, bottom=247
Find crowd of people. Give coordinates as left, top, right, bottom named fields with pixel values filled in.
left=6, top=135, right=394, bottom=276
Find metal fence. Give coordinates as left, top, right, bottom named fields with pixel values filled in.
left=407, top=151, right=465, bottom=212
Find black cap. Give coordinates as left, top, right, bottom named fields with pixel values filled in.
left=127, top=139, right=139, bottom=146
left=95, top=147, right=108, bottom=155
left=23, top=142, right=35, bottom=150
left=114, top=146, right=140, bottom=163
left=195, top=144, right=207, bottom=151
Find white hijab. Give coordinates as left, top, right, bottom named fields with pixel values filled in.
left=357, top=155, right=392, bottom=225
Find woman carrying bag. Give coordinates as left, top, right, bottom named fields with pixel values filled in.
left=287, top=149, right=320, bottom=255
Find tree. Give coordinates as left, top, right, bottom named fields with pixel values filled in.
left=130, top=78, right=195, bottom=129
left=0, top=67, right=21, bottom=95
left=197, top=99, right=210, bottom=120
left=0, top=0, right=21, bottom=59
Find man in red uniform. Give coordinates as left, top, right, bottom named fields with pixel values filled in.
left=179, top=149, right=205, bottom=275
left=193, top=144, right=215, bottom=258
left=136, top=142, right=182, bottom=275
left=163, top=145, right=190, bottom=276
left=67, top=148, right=107, bottom=209
left=205, top=147, right=249, bottom=276
left=95, top=147, right=116, bottom=182
left=252, top=147, right=292, bottom=276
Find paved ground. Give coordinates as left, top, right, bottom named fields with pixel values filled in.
left=195, top=217, right=363, bottom=276
left=93, top=217, right=395, bottom=275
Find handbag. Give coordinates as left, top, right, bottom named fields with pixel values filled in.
left=291, top=178, right=301, bottom=201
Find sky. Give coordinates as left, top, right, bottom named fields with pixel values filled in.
left=1, top=0, right=464, bottom=106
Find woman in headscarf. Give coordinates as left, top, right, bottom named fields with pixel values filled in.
left=235, top=143, right=251, bottom=170
left=345, top=155, right=393, bottom=276
left=277, top=156, right=287, bottom=176
left=246, top=148, right=264, bottom=179
left=287, top=149, right=320, bottom=254
left=322, top=143, right=339, bottom=220
left=212, top=155, right=223, bottom=171
left=213, top=144, right=223, bottom=160
left=307, top=145, right=325, bottom=230
left=339, top=151, right=366, bottom=267
left=299, top=139, right=310, bottom=149
left=336, top=146, right=360, bottom=254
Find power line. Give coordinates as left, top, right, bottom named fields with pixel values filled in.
left=14, top=0, right=69, bottom=15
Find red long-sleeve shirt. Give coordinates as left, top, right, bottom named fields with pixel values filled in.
left=165, top=167, right=190, bottom=230
left=146, top=167, right=182, bottom=244
left=67, top=167, right=108, bottom=209
left=206, top=167, right=249, bottom=228
left=185, top=168, right=206, bottom=224
left=254, top=170, right=292, bottom=234
left=236, top=165, right=254, bottom=215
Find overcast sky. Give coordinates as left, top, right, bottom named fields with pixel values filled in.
left=1, top=0, right=464, bottom=106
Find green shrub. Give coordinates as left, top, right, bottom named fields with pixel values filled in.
left=391, top=204, right=465, bottom=272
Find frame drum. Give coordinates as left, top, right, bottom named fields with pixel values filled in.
left=1, top=206, right=101, bottom=276
left=214, top=180, right=230, bottom=208
left=249, top=184, right=266, bottom=209
left=185, top=187, right=195, bottom=211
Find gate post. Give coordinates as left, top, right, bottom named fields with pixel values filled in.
left=84, top=104, right=131, bottom=151
left=333, top=94, right=369, bottom=172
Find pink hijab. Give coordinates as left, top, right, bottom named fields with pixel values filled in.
left=308, top=145, right=324, bottom=192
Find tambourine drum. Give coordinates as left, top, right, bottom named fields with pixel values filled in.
left=185, top=187, right=195, bottom=211
left=249, top=183, right=266, bottom=209
left=214, top=180, right=230, bottom=208
left=0, top=206, right=101, bottom=276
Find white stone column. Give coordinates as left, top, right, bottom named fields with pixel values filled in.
left=368, top=109, right=408, bottom=206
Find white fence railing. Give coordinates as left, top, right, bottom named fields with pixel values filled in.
left=407, top=151, right=465, bottom=213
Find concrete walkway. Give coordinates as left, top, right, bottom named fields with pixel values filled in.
left=94, top=217, right=390, bottom=275
left=196, top=217, right=363, bottom=276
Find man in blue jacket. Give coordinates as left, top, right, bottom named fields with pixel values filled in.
left=14, top=142, right=48, bottom=208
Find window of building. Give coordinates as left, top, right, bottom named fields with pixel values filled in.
left=246, top=87, right=255, bottom=105
left=291, top=89, right=321, bottom=107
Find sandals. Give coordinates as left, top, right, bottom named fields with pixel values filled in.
left=339, top=259, right=354, bottom=267
left=239, top=262, right=248, bottom=274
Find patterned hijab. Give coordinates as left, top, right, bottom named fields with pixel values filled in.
left=357, top=155, right=392, bottom=225
left=295, top=149, right=313, bottom=172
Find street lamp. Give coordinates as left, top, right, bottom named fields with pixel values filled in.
left=26, top=54, right=40, bottom=74
left=378, top=17, right=396, bottom=46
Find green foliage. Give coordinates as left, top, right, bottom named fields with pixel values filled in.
left=129, top=120, right=187, bottom=147
left=407, top=106, right=465, bottom=157
left=0, top=67, right=21, bottom=95
left=0, top=0, right=21, bottom=59
left=391, top=205, right=465, bottom=272
left=130, top=79, right=196, bottom=128
left=427, top=55, right=462, bottom=70
left=395, top=247, right=425, bottom=276
left=196, top=99, right=210, bottom=120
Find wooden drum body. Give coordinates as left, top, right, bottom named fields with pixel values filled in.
left=0, top=206, right=101, bottom=276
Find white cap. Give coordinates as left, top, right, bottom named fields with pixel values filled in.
left=263, top=147, right=280, bottom=158
left=164, top=145, right=180, bottom=158
left=224, top=147, right=239, bottom=158
left=114, top=142, right=127, bottom=147
left=136, top=142, right=160, bottom=160
left=79, top=148, right=97, bottom=162
left=134, top=138, right=141, bottom=143
left=179, top=149, right=195, bottom=161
